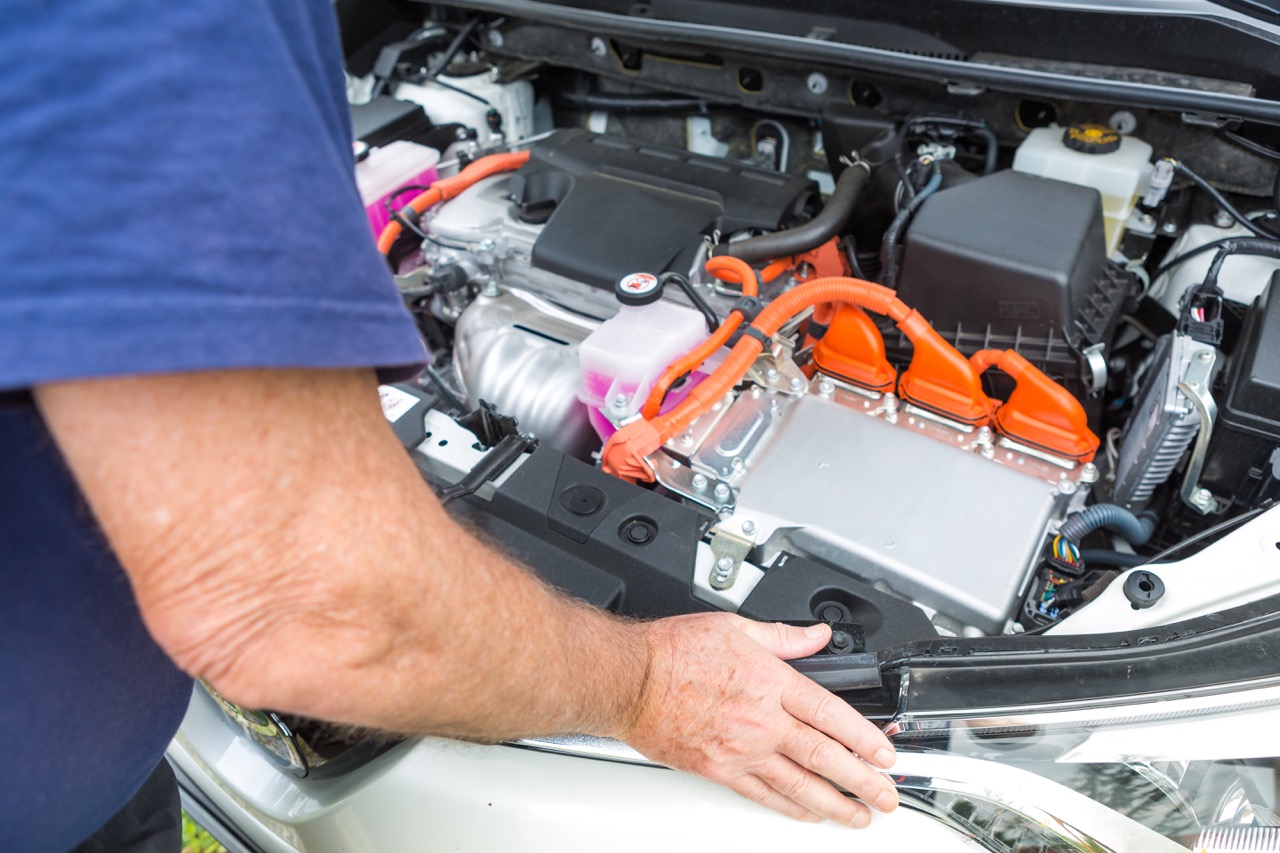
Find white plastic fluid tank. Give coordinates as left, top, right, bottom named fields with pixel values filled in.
left=579, top=273, right=709, bottom=440
left=395, top=73, right=535, bottom=145
left=355, top=141, right=440, bottom=234
left=1013, top=125, right=1153, bottom=254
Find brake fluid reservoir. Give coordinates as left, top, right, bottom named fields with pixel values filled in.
left=1013, top=125, right=1153, bottom=254
left=579, top=273, right=709, bottom=441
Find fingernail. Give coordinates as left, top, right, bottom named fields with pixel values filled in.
left=874, top=747, right=896, bottom=769
left=804, top=624, right=827, bottom=638
left=875, top=790, right=899, bottom=813
left=849, top=810, right=871, bottom=828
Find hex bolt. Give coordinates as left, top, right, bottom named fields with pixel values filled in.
left=1197, top=350, right=1214, bottom=363
left=807, top=72, right=829, bottom=95
left=1160, top=220, right=1179, bottom=235
left=741, top=519, right=757, bottom=536
left=713, top=482, right=732, bottom=501
left=691, top=473, right=709, bottom=491
left=766, top=368, right=780, bottom=383
left=1057, top=479, right=1078, bottom=495
left=480, top=280, right=500, bottom=298
left=789, top=376, right=805, bottom=391
left=1079, top=462, right=1100, bottom=484
left=1213, top=208, right=1235, bottom=229
left=589, top=36, right=608, bottom=57
left=612, top=393, right=628, bottom=409
left=711, top=555, right=735, bottom=588
left=1194, top=487, right=1214, bottom=508
left=818, top=379, right=835, bottom=397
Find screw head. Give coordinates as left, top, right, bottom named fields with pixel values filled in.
left=713, top=482, right=731, bottom=501
left=715, top=555, right=734, bottom=571
left=789, top=376, right=804, bottom=391
left=766, top=368, right=780, bottom=382
left=589, top=36, right=607, bottom=57
left=806, top=72, right=829, bottom=95
left=480, top=280, right=500, bottom=298
left=612, top=393, right=628, bottom=408
left=1160, top=221, right=1179, bottom=235
left=1194, top=487, right=1214, bottom=507
left=1058, top=479, right=1078, bottom=495
left=1080, top=463, right=1100, bottom=484
left=1197, top=350, right=1213, bottom=363
left=818, top=379, right=835, bottom=397
left=691, top=473, right=708, bottom=491
left=741, top=520, right=757, bottom=536
left=1213, top=209, right=1235, bottom=229
left=477, top=238, right=496, bottom=253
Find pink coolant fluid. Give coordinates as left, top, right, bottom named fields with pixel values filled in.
left=355, top=141, right=440, bottom=235
left=578, top=289, right=713, bottom=442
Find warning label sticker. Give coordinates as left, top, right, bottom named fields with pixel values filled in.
left=378, top=385, right=419, bottom=423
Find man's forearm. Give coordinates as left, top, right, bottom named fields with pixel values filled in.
left=36, top=366, right=900, bottom=827
left=35, top=368, right=647, bottom=741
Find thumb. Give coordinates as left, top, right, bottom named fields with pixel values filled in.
left=738, top=619, right=830, bottom=660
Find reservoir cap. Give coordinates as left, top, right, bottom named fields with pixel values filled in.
left=615, top=272, right=663, bottom=306
left=1063, top=124, right=1122, bottom=155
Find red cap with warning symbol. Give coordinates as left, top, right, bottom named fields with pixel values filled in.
left=615, top=272, right=663, bottom=306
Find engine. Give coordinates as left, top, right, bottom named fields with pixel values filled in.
left=364, top=40, right=1280, bottom=639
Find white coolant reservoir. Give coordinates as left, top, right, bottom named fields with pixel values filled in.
left=1013, top=125, right=1153, bottom=254
left=579, top=273, right=709, bottom=441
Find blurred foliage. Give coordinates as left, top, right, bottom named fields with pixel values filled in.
left=181, top=810, right=227, bottom=853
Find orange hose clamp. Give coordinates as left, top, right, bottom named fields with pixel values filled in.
left=811, top=304, right=896, bottom=393
left=971, top=350, right=1099, bottom=462
left=895, top=310, right=992, bottom=425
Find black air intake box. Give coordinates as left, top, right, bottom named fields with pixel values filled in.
left=891, top=169, right=1126, bottom=399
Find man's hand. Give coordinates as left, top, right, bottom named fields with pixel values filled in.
left=35, top=367, right=897, bottom=827
left=625, top=614, right=898, bottom=826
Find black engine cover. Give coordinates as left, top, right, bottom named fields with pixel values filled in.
left=508, top=129, right=817, bottom=289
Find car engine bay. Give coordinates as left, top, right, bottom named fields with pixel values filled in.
left=338, top=5, right=1280, bottom=664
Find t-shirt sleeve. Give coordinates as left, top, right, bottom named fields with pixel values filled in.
left=0, top=0, right=428, bottom=391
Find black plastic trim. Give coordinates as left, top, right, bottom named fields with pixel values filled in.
left=877, top=592, right=1280, bottom=713
left=422, top=0, right=1280, bottom=125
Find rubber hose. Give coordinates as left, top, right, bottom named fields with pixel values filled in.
left=1173, top=160, right=1279, bottom=241
left=553, top=90, right=710, bottom=113
left=718, top=164, right=870, bottom=264
left=1204, top=238, right=1280, bottom=289
left=880, top=163, right=943, bottom=290
left=1079, top=549, right=1148, bottom=569
left=1059, top=504, right=1156, bottom=546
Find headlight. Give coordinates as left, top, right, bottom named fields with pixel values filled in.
left=885, top=680, right=1280, bottom=852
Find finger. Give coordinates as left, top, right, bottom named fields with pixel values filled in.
left=727, top=774, right=823, bottom=824
left=782, top=676, right=897, bottom=771
left=781, top=723, right=899, bottom=814
left=734, top=618, right=830, bottom=660
left=758, top=754, right=874, bottom=828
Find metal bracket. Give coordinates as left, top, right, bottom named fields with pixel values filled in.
left=707, top=517, right=758, bottom=591
left=745, top=338, right=808, bottom=395
left=1178, top=348, right=1220, bottom=515
left=1081, top=343, right=1108, bottom=394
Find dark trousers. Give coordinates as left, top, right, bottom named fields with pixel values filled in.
left=70, top=759, right=182, bottom=853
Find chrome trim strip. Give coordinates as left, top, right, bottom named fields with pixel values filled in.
left=890, top=674, right=1280, bottom=732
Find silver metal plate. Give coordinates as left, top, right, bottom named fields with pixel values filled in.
left=734, top=393, right=1065, bottom=632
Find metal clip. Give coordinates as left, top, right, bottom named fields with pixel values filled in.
left=1178, top=348, right=1220, bottom=515
left=708, top=517, right=759, bottom=590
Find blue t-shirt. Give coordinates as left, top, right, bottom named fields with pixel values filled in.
left=0, top=2, right=427, bottom=849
